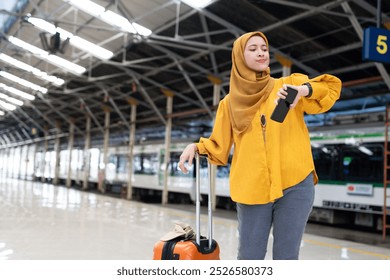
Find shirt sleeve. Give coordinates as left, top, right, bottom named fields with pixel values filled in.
left=196, top=97, right=233, bottom=165
left=302, top=74, right=342, bottom=114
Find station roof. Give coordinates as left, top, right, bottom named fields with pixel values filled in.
left=0, top=0, right=390, bottom=147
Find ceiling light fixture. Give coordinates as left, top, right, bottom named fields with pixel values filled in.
left=63, top=0, right=152, bottom=36
left=66, top=0, right=104, bottom=17
left=182, top=0, right=214, bottom=8
left=0, top=99, right=17, bottom=111
left=0, top=92, right=24, bottom=106
left=8, top=36, right=86, bottom=75
left=0, top=83, right=35, bottom=101
left=0, top=71, right=47, bottom=93
left=0, top=53, right=65, bottom=86
left=26, top=16, right=114, bottom=60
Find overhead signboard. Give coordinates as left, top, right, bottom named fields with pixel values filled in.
left=362, top=27, right=390, bottom=63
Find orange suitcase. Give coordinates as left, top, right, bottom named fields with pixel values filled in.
left=152, top=236, right=220, bottom=260
left=153, top=153, right=220, bottom=260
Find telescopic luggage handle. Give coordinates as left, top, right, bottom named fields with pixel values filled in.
left=195, top=153, right=213, bottom=248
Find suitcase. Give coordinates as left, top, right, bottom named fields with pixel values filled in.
left=152, top=153, right=220, bottom=260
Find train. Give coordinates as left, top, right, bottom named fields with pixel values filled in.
left=0, top=121, right=389, bottom=231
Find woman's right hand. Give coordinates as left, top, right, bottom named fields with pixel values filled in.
left=178, top=143, right=198, bottom=174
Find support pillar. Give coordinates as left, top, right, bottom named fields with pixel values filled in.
left=0, top=149, right=4, bottom=177
left=18, top=146, right=24, bottom=179
left=127, top=98, right=138, bottom=200
left=161, top=89, right=174, bottom=205
left=12, top=147, right=17, bottom=178
left=24, top=145, right=30, bottom=180
left=83, top=115, right=91, bottom=190
left=5, top=147, right=11, bottom=178
left=41, top=127, right=49, bottom=182
left=53, top=121, right=61, bottom=185
left=66, top=118, right=75, bottom=188
left=275, top=54, right=292, bottom=77
left=98, top=106, right=111, bottom=193
left=32, top=143, right=37, bottom=181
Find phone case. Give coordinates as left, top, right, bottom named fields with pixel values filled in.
left=270, top=87, right=298, bottom=123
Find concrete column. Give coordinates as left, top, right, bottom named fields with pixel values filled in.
left=41, top=127, right=49, bottom=182
left=2, top=148, right=6, bottom=177
left=53, top=121, right=61, bottom=185
left=12, top=147, right=17, bottom=178
left=0, top=149, right=4, bottom=177
left=11, top=147, right=16, bottom=178
left=98, top=106, right=111, bottom=193
left=5, top=148, right=11, bottom=178
left=32, top=143, right=37, bottom=181
left=18, top=146, right=24, bottom=179
left=161, top=89, right=174, bottom=205
left=275, top=53, right=292, bottom=77
left=66, top=118, right=75, bottom=188
left=24, top=145, right=30, bottom=180
left=127, top=98, right=138, bottom=200
left=83, top=115, right=91, bottom=190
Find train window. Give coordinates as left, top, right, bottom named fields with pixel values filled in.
left=108, top=155, right=117, bottom=165
left=217, top=155, right=232, bottom=178
left=312, top=145, right=339, bottom=181
left=217, top=165, right=230, bottom=178
left=160, top=152, right=232, bottom=178
left=117, top=155, right=128, bottom=173
left=134, top=153, right=158, bottom=175
left=340, top=144, right=383, bottom=183
left=107, top=154, right=117, bottom=171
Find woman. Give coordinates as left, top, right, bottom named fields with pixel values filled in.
left=178, top=31, right=341, bottom=260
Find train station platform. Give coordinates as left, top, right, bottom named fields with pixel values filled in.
left=1, top=177, right=390, bottom=261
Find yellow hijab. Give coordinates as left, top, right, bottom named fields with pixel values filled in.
left=228, top=31, right=275, bottom=134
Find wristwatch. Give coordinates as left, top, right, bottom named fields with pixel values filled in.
left=302, top=82, right=313, bottom=98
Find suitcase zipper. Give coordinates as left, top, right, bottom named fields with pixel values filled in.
left=260, top=114, right=266, bottom=145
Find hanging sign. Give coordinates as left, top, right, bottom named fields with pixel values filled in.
left=362, top=27, right=390, bottom=63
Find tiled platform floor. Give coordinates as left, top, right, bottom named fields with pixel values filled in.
left=1, top=177, right=390, bottom=260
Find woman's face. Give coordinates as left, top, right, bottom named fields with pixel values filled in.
left=243, top=35, right=269, bottom=73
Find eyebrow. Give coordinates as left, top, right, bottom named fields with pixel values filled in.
left=247, top=43, right=267, bottom=48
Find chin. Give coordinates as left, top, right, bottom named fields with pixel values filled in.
left=257, top=68, right=268, bottom=73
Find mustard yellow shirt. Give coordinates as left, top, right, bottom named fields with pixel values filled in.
left=196, top=73, right=342, bottom=204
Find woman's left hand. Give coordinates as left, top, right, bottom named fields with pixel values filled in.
left=275, top=84, right=310, bottom=108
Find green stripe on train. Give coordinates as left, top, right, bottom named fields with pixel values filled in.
left=318, top=180, right=383, bottom=188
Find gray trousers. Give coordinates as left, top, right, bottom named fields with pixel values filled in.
left=236, top=173, right=314, bottom=260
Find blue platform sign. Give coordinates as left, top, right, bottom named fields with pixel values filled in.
left=362, top=27, right=390, bottom=63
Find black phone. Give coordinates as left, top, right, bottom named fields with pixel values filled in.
left=270, top=87, right=298, bottom=123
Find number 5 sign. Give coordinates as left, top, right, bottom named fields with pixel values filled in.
left=363, top=27, right=390, bottom=63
